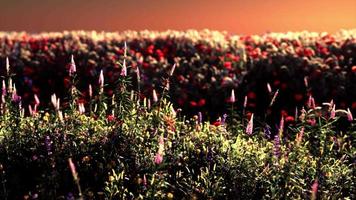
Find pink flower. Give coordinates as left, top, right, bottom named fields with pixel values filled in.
left=294, top=107, right=298, bottom=121
left=124, top=41, right=127, bottom=57
left=279, top=116, right=284, bottom=136
left=169, top=64, right=176, bottom=76
left=267, top=83, right=272, bottom=94
left=88, top=84, right=93, bottom=98
left=230, top=89, right=236, bottom=103
left=154, top=153, right=163, bottom=165
left=11, top=84, right=21, bottom=103
left=8, top=78, right=12, bottom=93
left=143, top=174, right=147, bottom=186
left=304, top=76, right=309, bottom=88
left=78, top=103, right=85, bottom=114
left=34, top=94, right=40, bottom=106
left=152, top=89, right=158, bottom=103
left=159, top=136, right=164, bottom=145
left=136, top=67, right=140, bottom=82
left=120, top=60, right=127, bottom=76
left=347, top=108, right=353, bottom=121
left=270, top=89, right=279, bottom=106
left=98, top=70, right=104, bottom=93
left=308, top=95, right=315, bottom=109
left=51, top=93, right=60, bottom=110
left=311, top=179, right=318, bottom=200
left=246, top=113, right=254, bottom=135
left=2, top=80, right=6, bottom=96
left=69, top=55, right=76, bottom=76
left=296, top=126, right=304, bottom=144
left=28, top=105, right=33, bottom=116
left=68, top=158, right=78, bottom=181
left=6, top=57, right=10, bottom=75
left=330, top=104, right=336, bottom=120
left=243, top=95, right=248, bottom=108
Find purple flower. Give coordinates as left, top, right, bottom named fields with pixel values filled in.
left=221, top=113, right=228, bottom=124
left=273, top=135, right=281, bottom=158
left=45, top=136, right=52, bottom=155
left=11, top=85, right=21, bottom=103
left=66, top=192, right=75, bottom=200
left=198, top=112, right=202, bottom=124
left=264, top=125, right=271, bottom=139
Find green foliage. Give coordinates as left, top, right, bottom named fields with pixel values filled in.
left=0, top=58, right=354, bottom=199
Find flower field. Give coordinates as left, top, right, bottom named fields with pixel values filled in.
left=0, top=30, right=355, bottom=199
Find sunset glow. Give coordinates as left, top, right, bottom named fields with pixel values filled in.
left=0, top=0, right=355, bottom=34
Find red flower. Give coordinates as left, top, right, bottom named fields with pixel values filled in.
left=177, top=98, right=184, bottom=106
left=294, top=93, right=304, bottom=102
left=308, top=118, right=317, bottom=126
left=281, top=110, right=288, bottom=117
left=212, top=121, right=222, bottom=126
left=352, top=66, right=356, bottom=73
left=107, top=115, right=115, bottom=122
left=247, top=91, right=256, bottom=99
left=107, top=89, right=114, bottom=97
left=198, top=99, right=206, bottom=107
left=224, top=61, right=232, bottom=70
left=285, top=116, right=295, bottom=123
left=147, top=44, right=154, bottom=54
left=352, top=102, right=356, bottom=109
left=63, top=77, right=71, bottom=88
left=190, top=101, right=197, bottom=107
left=273, top=80, right=280, bottom=86
left=142, top=62, right=150, bottom=68
left=281, top=83, right=288, bottom=90
left=304, top=47, right=315, bottom=57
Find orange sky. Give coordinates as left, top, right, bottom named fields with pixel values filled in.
left=0, top=0, right=355, bottom=34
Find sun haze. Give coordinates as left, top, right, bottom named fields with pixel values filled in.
left=0, top=0, right=355, bottom=34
